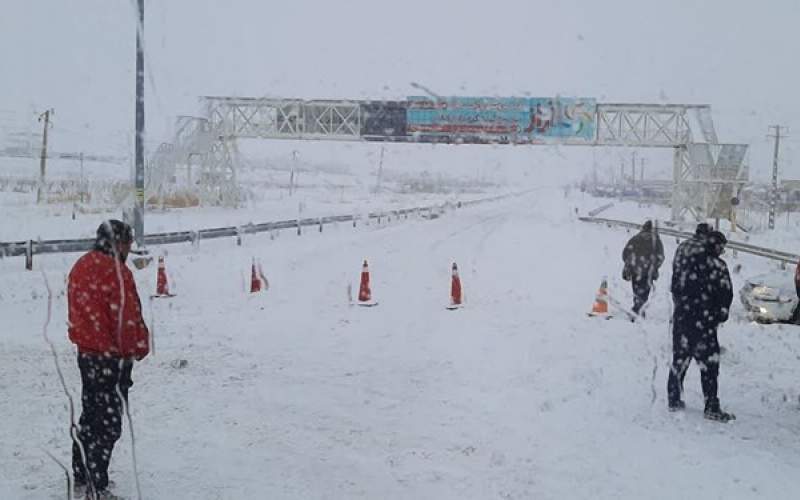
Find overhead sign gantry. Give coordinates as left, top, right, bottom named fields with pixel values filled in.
left=149, top=95, right=748, bottom=221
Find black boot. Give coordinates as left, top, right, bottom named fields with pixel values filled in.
left=668, top=399, right=685, bottom=412
left=704, top=397, right=735, bottom=422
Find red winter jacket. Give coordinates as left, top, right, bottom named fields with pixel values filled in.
left=68, top=250, right=150, bottom=359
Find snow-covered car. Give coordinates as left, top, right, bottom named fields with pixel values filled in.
left=739, top=270, right=799, bottom=323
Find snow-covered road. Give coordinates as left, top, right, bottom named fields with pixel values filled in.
left=3, top=189, right=800, bottom=499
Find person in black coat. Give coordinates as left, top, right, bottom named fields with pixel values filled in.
left=671, top=223, right=711, bottom=276
left=668, top=222, right=713, bottom=380
left=668, top=230, right=734, bottom=421
left=793, top=257, right=800, bottom=323
left=621, top=220, right=665, bottom=315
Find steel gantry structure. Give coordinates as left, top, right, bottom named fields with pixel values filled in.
left=148, top=96, right=748, bottom=221
left=595, top=103, right=748, bottom=220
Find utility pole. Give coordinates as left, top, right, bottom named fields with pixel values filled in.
left=37, top=109, right=53, bottom=204
left=375, top=146, right=385, bottom=194
left=133, top=0, right=145, bottom=246
left=290, top=150, right=298, bottom=196
left=640, top=157, right=645, bottom=184
left=79, top=151, right=85, bottom=203
left=767, top=125, right=786, bottom=230
left=631, top=151, right=637, bottom=186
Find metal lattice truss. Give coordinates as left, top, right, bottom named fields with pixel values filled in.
left=147, top=115, right=242, bottom=206
left=203, top=97, right=361, bottom=140
left=671, top=143, right=749, bottom=221
left=198, top=138, right=241, bottom=205
left=592, top=103, right=746, bottom=221
left=147, top=97, right=363, bottom=207
left=595, top=104, right=716, bottom=147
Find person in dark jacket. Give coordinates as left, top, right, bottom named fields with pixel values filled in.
left=68, top=220, right=150, bottom=499
left=667, top=230, right=734, bottom=421
left=665, top=222, right=712, bottom=394
left=670, top=223, right=712, bottom=287
left=793, top=257, right=800, bottom=323
left=621, top=220, right=665, bottom=315
left=792, top=260, right=800, bottom=325
left=796, top=257, right=800, bottom=299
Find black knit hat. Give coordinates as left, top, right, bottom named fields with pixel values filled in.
left=695, top=223, right=712, bottom=236
left=94, top=219, right=133, bottom=253
left=708, top=230, right=727, bottom=246
left=641, top=220, right=653, bottom=232
left=707, top=230, right=727, bottom=256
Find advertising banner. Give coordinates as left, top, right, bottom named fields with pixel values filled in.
left=360, top=101, right=408, bottom=138
left=407, top=96, right=595, bottom=143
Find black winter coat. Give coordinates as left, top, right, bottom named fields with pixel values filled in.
left=671, top=237, right=733, bottom=329
left=622, top=229, right=665, bottom=281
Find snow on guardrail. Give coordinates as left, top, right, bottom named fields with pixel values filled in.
left=1, top=191, right=527, bottom=266
left=579, top=216, right=800, bottom=266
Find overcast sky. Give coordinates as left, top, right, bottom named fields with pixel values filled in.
left=1, top=0, right=798, bottom=180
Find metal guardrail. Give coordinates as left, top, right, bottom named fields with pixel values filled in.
left=579, top=216, right=800, bottom=265
left=1, top=192, right=518, bottom=265
left=587, top=203, right=615, bottom=217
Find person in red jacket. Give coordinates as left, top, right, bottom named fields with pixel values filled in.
left=69, top=220, right=149, bottom=499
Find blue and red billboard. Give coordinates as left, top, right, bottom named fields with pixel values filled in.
left=406, top=96, right=596, bottom=143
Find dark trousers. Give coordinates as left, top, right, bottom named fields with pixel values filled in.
left=631, top=277, right=652, bottom=314
left=72, top=353, right=133, bottom=491
left=667, top=321, right=720, bottom=404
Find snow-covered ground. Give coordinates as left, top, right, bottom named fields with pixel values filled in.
left=3, top=183, right=800, bottom=499
left=0, top=151, right=503, bottom=242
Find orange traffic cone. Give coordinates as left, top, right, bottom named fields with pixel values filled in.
left=250, top=258, right=263, bottom=293
left=588, top=277, right=610, bottom=318
left=153, top=256, right=173, bottom=297
left=357, top=260, right=377, bottom=306
left=446, top=262, right=463, bottom=310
